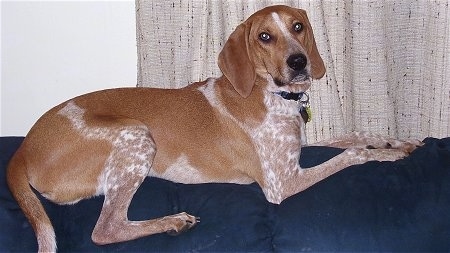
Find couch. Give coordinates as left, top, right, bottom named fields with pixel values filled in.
left=1, top=136, right=449, bottom=252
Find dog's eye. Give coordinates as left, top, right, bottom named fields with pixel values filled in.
left=259, top=32, right=271, bottom=42
left=293, top=22, right=303, bottom=32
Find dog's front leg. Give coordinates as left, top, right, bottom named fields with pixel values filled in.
left=260, top=147, right=409, bottom=205
left=311, top=131, right=423, bottom=153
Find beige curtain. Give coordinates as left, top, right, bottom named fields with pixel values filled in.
left=136, top=0, right=449, bottom=142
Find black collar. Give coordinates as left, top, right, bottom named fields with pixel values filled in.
left=273, top=91, right=307, bottom=102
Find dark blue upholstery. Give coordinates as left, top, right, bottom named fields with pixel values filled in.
left=1, top=136, right=449, bottom=252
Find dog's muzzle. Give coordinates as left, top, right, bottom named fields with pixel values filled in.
left=274, top=53, right=310, bottom=87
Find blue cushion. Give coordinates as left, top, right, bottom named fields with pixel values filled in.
left=1, top=137, right=449, bottom=252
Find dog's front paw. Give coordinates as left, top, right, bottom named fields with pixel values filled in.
left=166, top=212, right=199, bottom=236
left=385, top=139, right=424, bottom=154
left=348, top=148, right=409, bottom=163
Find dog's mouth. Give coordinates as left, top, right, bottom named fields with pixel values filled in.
left=273, top=71, right=311, bottom=91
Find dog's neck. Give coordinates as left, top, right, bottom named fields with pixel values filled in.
left=273, top=91, right=311, bottom=123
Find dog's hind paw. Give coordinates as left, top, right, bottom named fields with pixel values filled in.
left=166, top=212, right=199, bottom=236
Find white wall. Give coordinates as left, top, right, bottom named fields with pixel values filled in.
left=1, top=1, right=137, bottom=136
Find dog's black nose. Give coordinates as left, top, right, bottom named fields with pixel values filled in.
left=287, top=54, right=307, bottom=71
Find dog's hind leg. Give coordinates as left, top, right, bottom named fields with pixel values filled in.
left=90, top=126, right=198, bottom=245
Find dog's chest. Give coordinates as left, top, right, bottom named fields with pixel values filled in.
left=251, top=111, right=302, bottom=163
left=249, top=104, right=303, bottom=203
left=251, top=95, right=303, bottom=167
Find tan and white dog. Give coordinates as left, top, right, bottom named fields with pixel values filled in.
left=7, top=5, right=421, bottom=252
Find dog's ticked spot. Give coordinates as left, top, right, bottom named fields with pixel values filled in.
left=58, top=101, right=111, bottom=139
left=58, top=101, right=155, bottom=197
left=249, top=93, right=303, bottom=204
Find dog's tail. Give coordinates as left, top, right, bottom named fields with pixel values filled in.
left=6, top=146, right=56, bottom=252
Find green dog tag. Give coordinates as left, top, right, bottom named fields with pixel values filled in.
left=306, top=106, right=312, bottom=122
left=300, top=106, right=312, bottom=123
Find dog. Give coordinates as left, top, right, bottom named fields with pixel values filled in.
left=7, top=5, right=422, bottom=252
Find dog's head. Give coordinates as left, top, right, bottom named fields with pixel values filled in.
left=218, top=5, right=325, bottom=97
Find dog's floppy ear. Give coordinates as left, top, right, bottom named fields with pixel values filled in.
left=218, top=23, right=256, bottom=98
left=299, top=10, right=326, bottom=79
